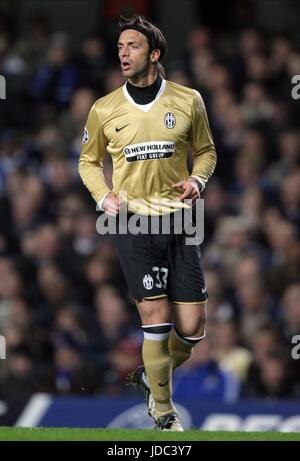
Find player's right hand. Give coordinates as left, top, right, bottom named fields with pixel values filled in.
left=102, top=193, right=120, bottom=216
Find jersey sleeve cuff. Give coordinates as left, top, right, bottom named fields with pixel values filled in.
left=189, top=176, right=206, bottom=192
left=97, top=192, right=109, bottom=211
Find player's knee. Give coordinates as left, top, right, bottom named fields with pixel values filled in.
left=178, top=311, right=206, bottom=338
left=137, top=298, right=170, bottom=324
left=183, top=323, right=206, bottom=339
left=194, top=321, right=206, bottom=339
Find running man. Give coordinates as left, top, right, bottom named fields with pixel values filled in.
left=79, top=15, right=216, bottom=431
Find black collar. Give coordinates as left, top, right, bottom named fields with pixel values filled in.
left=126, top=76, right=162, bottom=105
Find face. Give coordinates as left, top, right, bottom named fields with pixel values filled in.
left=118, top=29, right=159, bottom=82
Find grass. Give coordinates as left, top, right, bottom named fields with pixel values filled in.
left=0, top=427, right=299, bottom=441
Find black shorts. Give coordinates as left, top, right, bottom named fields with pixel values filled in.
left=115, top=212, right=208, bottom=304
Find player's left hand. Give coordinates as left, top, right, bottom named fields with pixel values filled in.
left=172, top=178, right=200, bottom=204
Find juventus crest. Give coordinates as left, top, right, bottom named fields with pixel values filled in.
left=164, top=112, right=176, bottom=129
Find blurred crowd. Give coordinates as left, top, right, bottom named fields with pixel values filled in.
left=0, top=12, right=300, bottom=402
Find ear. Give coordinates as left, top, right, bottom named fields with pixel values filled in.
left=150, top=49, right=161, bottom=63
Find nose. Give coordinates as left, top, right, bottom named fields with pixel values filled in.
left=120, top=46, right=129, bottom=57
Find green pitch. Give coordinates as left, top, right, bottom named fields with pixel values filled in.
left=0, top=427, right=299, bottom=441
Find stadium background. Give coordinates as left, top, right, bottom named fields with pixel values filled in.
left=0, top=0, right=300, bottom=429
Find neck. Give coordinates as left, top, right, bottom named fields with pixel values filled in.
left=126, top=75, right=162, bottom=105
left=128, top=69, right=158, bottom=87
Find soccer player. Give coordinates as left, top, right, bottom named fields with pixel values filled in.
left=78, top=15, right=216, bottom=431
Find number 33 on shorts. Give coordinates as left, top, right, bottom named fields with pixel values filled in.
left=143, top=267, right=168, bottom=290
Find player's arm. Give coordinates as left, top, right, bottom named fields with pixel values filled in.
left=188, top=90, right=217, bottom=191
left=172, top=91, right=216, bottom=203
left=78, top=104, right=120, bottom=215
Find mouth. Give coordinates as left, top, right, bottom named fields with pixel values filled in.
left=121, top=61, right=131, bottom=71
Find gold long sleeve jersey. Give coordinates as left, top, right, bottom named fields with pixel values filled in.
left=78, top=79, right=217, bottom=215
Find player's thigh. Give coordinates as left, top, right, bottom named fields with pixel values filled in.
left=171, top=301, right=207, bottom=337
left=167, top=239, right=208, bottom=305
left=115, top=232, right=169, bottom=301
